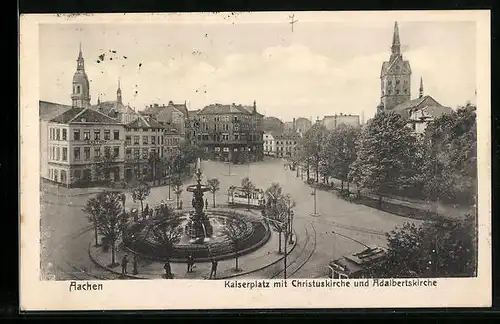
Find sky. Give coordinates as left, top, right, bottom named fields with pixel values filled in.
left=39, top=14, right=477, bottom=122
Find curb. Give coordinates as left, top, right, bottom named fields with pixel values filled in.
left=218, top=229, right=298, bottom=279
left=88, top=229, right=298, bottom=280
left=88, top=242, right=147, bottom=279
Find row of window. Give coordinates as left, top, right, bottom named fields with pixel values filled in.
left=194, top=134, right=261, bottom=142
left=124, top=135, right=181, bottom=146
left=50, top=128, right=121, bottom=141
left=384, top=88, right=408, bottom=95
left=125, top=128, right=163, bottom=133
left=49, top=145, right=120, bottom=162
left=264, top=146, right=298, bottom=152
left=387, top=79, right=408, bottom=85
left=200, top=115, right=258, bottom=123
left=265, top=140, right=297, bottom=145
left=49, top=168, right=67, bottom=183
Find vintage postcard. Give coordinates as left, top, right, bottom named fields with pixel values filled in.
left=20, top=10, right=491, bottom=311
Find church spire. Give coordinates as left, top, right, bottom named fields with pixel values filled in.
left=419, top=77, right=424, bottom=98
left=77, top=42, right=85, bottom=71
left=117, top=78, right=122, bottom=104
left=390, top=21, right=401, bottom=61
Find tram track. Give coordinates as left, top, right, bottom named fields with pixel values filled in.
left=47, top=224, right=122, bottom=281
left=270, top=222, right=317, bottom=279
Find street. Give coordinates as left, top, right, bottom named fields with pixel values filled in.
left=40, top=157, right=421, bottom=279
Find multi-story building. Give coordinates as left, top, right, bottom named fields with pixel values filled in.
left=142, top=101, right=188, bottom=137
left=192, top=101, right=264, bottom=163
left=295, top=117, right=312, bottom=135
left=263, top=131, right=277, bottom=156
left=164, top=127, right=183, bottom=157
left=322, top=113, right=360, bottom=130
left=47, top=107, right=125, bottom=186
left=274, top=132, right=301, bottom=158
left=40, top=101, right=73, bottom=181
left=123, top=115, right=165, bottom=181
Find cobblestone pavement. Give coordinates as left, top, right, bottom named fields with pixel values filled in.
left=40, top=157, right=421, bottom=280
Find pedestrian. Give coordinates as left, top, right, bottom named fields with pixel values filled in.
left=144, top=204, right=149, bottom=219
left=121, top=254, right=129, bottom=274
left=205, top=198, right=209, bottom=209
left=209, top=258, right=218, bottom=279
left=164, top=259, right=172, bottom=279
left=179, top=200, right=183, bottom=209
left=133, top=254, right=139, bottom=275
left=187, top=253, right=194, bottom=273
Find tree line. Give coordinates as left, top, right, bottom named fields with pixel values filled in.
left=297, top=103, right=477, bottom=207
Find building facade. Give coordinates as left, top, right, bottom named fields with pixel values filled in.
left=322, top=114, right=360, bottom=130
left=47, top=107, right=125, bottom=186
left=192, top=102, right=264, bottom=163
left=263, top=132, right=277, bottom=156
left=124, top=115, right=166, bottom=182
left=295, top=117, right=312, bottom=135
left=274, top=132, right=300, bottom=158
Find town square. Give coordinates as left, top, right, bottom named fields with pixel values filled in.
left=37, top=16, right=478, bottom=282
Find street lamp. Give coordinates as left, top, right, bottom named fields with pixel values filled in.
left=310, top=184, right=320, bottom=217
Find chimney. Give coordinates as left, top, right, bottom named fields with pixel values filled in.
left=253, top=100, right=257, bottom=113
left=293, top=118, right=296, bottom=131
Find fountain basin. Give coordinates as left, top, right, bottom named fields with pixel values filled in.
left=122, top=209, right=271, bottom=263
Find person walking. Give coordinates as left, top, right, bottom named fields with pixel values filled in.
left=164, top=259, right=172, bottom=279
left=209, top=258, right=218, bottom=279
left=132, top=254, right=139, bottom=275
left=144, top=204, right=149, bottom=220
left=187, top=254, right=194, bottom=273
left=205, top=199, right=209, bottom=209
left=179, top=200, right=183, bottom=210
left=121, top=255, right=129, bottom=274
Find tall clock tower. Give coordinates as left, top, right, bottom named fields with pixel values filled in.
left=379, top=22, right=412, bottom=111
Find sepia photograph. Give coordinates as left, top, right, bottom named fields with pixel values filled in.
left=20, top=10, right=491, bottom=310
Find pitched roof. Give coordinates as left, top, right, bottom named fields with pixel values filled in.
left=95, top=101, right=136, bottom=115
left=50, top=107, right=121, bottom=124
left=39, top=101, right=73, bottom=121
left=126, top=115, right=163, bottom=129
left=415, top=105, right=453, bottom=119
left=198, top=103, right=252, bottom=115
left=393, top=95, right=441, bottom=113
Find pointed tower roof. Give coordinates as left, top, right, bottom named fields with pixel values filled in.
left=390, top=21, right=401, bottom=61
left=419, top=77, right=424, bottom=98
left=392, top=21, right=400, bottom=46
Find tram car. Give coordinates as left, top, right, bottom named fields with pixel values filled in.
left=227, top=186, right=265, bottom=208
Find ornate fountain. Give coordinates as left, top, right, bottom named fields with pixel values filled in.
left=122, top=158, right=272, bottom=262
left=184, top=158, right=213, bottom=243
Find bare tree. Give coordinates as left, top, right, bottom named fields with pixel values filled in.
left=150, top=214, right=183, bottom=261
left=131, top=183, right=151, bottom=216
left=241, top=177, right=255, bottom=210
left=172, top=178, right=183, bottom=209
left=94, top=191, right=129, bottom=266
left=265, top=189, right=288, bottom=254
left=207, top=178, right=220, bottom=208
left=221, top=215, right=246, bottom=272
left=82, top=196, right=102, bottom=246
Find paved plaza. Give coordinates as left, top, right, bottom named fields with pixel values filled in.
left=40, top=157, right=421, bottom=280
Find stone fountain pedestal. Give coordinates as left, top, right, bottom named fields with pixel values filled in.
left=185, top=162, right=214, bottom=244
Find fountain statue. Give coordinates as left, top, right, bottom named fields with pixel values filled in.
left=185, top=158, right=213, bottom=243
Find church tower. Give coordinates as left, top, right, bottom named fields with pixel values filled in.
left=379, top=22, right=412, bottom=111
left=117, top=78, right=122, bottom=104
left=71, top=43, right=91, bottom=108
